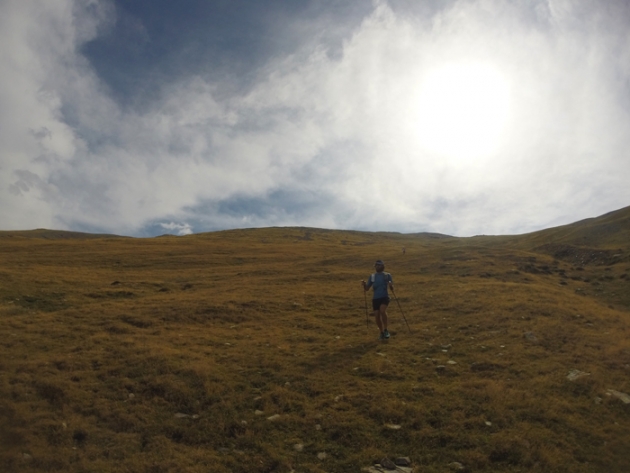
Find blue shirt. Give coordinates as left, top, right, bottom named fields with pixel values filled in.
left=366, top=272, right=393, bottom=299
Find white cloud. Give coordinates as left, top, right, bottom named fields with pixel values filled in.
left=0, top=0, right=115, bottom=230
left=1, top=0, right=629, bottom=236
left=159, top=222, right=193, bottom=236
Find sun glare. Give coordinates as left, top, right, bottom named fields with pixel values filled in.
left=415, top=62, right=511, bottom=160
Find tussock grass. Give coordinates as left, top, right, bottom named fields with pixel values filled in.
left=1, top=212, right=629, bottom=472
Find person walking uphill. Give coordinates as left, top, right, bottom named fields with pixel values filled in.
left=362, top=260, right=394, bottom=340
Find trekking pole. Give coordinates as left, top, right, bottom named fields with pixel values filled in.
left=363, top=289, right=369, bottom=329
left=391, top=288, right=412, bottom=333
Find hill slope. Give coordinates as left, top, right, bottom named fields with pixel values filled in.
left=0, top=213, right=629, bottom=472
left=0, top=229, right=125, bottom=240
left=520, top=205, right=630, bottom=249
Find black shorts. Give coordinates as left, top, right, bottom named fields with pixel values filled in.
left=372, top=297, right=390, bottom=311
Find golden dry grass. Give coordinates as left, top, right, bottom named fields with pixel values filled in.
left=0, top=209, right=629, bottom=472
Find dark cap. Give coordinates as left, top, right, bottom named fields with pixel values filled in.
left=375, top=260, right=384, bottom=266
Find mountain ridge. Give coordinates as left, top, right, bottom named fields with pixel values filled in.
left=2, top=205, right=628, bottom=248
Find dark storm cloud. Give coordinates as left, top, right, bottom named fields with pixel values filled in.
left=81, top=0, right=374, bottom=105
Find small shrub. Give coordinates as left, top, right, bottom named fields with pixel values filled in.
left=35, top=382, right=65, bottom=407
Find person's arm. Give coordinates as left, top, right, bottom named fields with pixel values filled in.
left=362, top=278, right=373, bottom=291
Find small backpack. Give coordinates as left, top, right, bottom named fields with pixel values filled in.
left=370, top=272, right=391, bottom=283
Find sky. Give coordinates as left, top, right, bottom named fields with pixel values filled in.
left=1, top=0, right=629, bottom=237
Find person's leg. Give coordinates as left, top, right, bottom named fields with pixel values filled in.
left=373, top=309, right=383, bottom=332
left=379, top=304, right=388, bottom=331
left=372, top=299, right=384, bottom=334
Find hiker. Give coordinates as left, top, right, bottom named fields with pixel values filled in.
left=362, top=260, right=394, bottom=340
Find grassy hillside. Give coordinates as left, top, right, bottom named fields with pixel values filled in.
left=515, top=205, right=630, bottom=249
left=0, top=229, right=125, bottom=241
left=0, top=211, right=629, bottom=472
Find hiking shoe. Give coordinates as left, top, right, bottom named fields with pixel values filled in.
left=379, top=332, right=386, bottom=340
left=383, top=329, right=390, bottom=339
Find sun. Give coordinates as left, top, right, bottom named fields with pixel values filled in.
left=415, top=62, right=511, bottom=159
